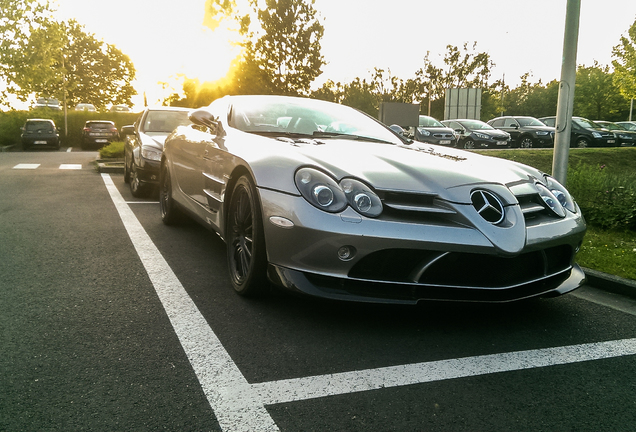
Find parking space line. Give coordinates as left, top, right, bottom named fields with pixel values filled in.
left=59, top=164, right=82, bottom=170
left=101, top=173, right=279, bottom=432
left=13, top=163, right=41, bottom=169
left=252, top=338, right=636, bottom=405
left=101, top=172, right=636, bottom=431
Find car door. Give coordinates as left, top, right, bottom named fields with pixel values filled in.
left=502, top=118, right=521, bottom=144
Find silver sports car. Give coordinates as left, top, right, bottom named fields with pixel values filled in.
left=159, top=95, right=587, bottom=304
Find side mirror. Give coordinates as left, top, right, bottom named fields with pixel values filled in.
left=189, top=109, right=225, bottom=137
left=120, top=125, right=135, bottom=136
left=389, top=124, right=405, bottom=136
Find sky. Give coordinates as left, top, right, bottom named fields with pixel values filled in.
left=50, top=0, right=636, bottom=110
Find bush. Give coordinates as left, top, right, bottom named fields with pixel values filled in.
left=567, top=163, right=636, bottom=230
left=99, top=141, right=125, bottom=159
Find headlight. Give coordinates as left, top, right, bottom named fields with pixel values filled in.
left=418, top=129, right=431, bottom=136
left=141, top=146, right=162, bottom=161
left=295, top=168, right=383, bottom=217
left=475, top=133, right=490, bottom=140
left=592, top=132, right=602, bottom=138
left=340, top=178, right=383, bottom=217
left=536, top=131, right=549, bottom=136
left=295, top=168, right=347, bottom=213
left=544, top=175, right=577, bottom=213
left=536, top=183, right=565, bottom=217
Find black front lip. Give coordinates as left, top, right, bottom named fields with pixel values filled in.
left=267, top=263, right=586, bottom=304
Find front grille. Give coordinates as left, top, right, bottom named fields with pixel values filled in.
left=348, top=245, right=573, bottom=289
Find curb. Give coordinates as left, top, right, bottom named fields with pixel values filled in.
left=96, top=159, right=124, bottom=174
left=582, top=267, right=636, bottom=299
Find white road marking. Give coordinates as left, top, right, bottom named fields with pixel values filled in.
left=66, top=147, right=72, bottom=152
left=101, top=173, right=278, bottom=431
left=126, top=201, right=160, bottom=204
left=101, top=173, right=636, bottom=431
left=59, top=164, right=82, bottom=170
left=13, top=163, right=40, bottom=169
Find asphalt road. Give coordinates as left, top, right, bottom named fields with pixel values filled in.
left=1, top=149, right=636, bottom=431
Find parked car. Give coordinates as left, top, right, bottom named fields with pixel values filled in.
left=159, top=95, right=586, bottom=303
left=593, top=120, right=636, bottom=146
left=81, top=120, right=119, bottom=149
left=74, top=103, right=96, bottom=112
left=20, top=119, right=60, bottom=150
left=33, top=97, right=61, bottom=111
left=538, top=116, right=617, bottom=147
left=616, top=121, right=636, bottom=131
left=487, top=116, right=555, bottom=148
left=440, top=119, right=511, bottom=149
left=110, top=105, right=131, bottom=112
left=411, top=115, right=457, bottom=147
left=121, top=107, right=192, bottom=197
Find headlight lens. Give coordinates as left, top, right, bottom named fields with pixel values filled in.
left=592, top=132, right=601, bottom=138
left=544, top=175, right=577, bottom=213
left=295, top=168, right=383, bottom=217
left=536, top=183, right=565, bottom=217
left=341, top=178, right=383, bottom=217
left=295, top=168, right=347, bottom=213
left=475, top=133, right=490, bottom=140
left=141, top=146, right=162, bottom=161
left=418, top=129, right=431, bottom=136
left=536, top=131, right=549, bottom=136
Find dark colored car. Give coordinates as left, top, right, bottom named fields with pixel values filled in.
left=441, top=119, right=511, bottom=149
left=616, top=121, right=636, bottom=131
left=81, top=121, right=119, bottom=149
left=33, top=97, right=62, bottom=111
left=122, top=107, right=192, bottom=197
left=159, top=95, right=586, bottom=304
left=594, top=121, right=636, bottom=146
left=412, top=115, right=457, bottom=147
left=20, top=119, right=60, bottom=150
left=110, top=105, right=131, bottom=112
left=538, top=116, right=617, bottom=148
left=487, top=116, right=555, bottom=148
left=74, top=103, right=96, bottom=112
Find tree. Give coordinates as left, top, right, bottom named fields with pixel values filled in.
left=574, top=62, right=628, bottom=121
left=612, top=18, right=636, bottom=108
left=235, top=0, right=325, bottom=95
left=502, top=74, right=558, bottom=118
left=1, top=1, right=136, bottom=109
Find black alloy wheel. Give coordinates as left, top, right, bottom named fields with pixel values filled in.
left=129, top=162, right=148, bottom=197
left=519, top=136, right=534, bottom=148
left=463, top=139, right=476, bottom=149
left=123, top=152, right=131, bottom=183
left=226, top=175, right=268, bottom=296
left=159, top=163, right=184, bottom=225
left=575, top=137, right=590, bottom=148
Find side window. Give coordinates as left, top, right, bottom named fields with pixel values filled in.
left=492, top=119, right=505, bottom=127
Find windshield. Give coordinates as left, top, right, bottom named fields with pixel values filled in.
left=227, top=96, right=403, bottom=145
left=458, top=120, right=494, bottom=130
left=418, top=116, right=444, bottom=127
left=516, top=117, right=546, bottom=127
left=25, top=121, right=54, bottom=131
left=573, top=117, right=601, bottom=129
left=143, top=110, right=192, bottom=133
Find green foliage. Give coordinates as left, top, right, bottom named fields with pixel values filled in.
left=0, top=1, right=136, bottom=109
left=99, top=141, right=125, bottom=159
left=576, top=226, right=636, bottom=281
left=567, top=163, right=636, bottom=230
left=574, top=62, right=630, bottom=121
left=0, top=109, right=138, bottom=148
left=501, top=74, right=559, bottom=118
left=612, top=18, right=636, bottom=100
left=236, top=0, right=325, bottom=95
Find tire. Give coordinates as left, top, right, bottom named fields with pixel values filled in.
left=519, top=136, right=534, bottom=148
left=226, top=175, right=268, bottom=297
left=123, top=152, right=131, bottom=184
left=575, top=138, right=590, bottom=148
left=463, top=139, right=475, bottom=149
left=159, top=162, right=184, bottom=225
left=129, top=162, right=148, bottom=197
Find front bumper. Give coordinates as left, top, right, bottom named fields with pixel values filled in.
left=259, top=189, right=586, bottom=304
left=136, top=158, right=161, bottom=185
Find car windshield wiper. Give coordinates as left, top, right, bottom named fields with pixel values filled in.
left=310, top=131, right=396, bottom=144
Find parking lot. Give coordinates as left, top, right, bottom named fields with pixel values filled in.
left=2, top=149, right=636, bottom=431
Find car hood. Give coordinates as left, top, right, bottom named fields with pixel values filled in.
left=524, top=125, right=554, bottom=132
left=140, top=132, right=168, bottom=149
left=244, top=136, right=543, bottom=205
left=468, top=129, right=510, bottom=139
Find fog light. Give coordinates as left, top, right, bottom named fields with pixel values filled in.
left=337, top=246, right=356, bottom=261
